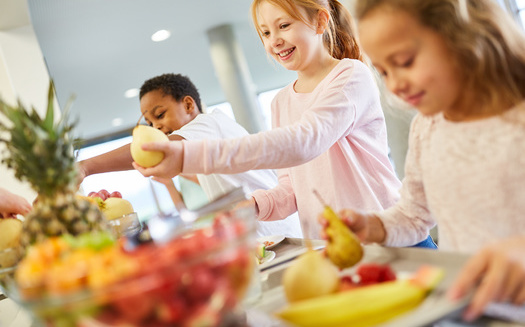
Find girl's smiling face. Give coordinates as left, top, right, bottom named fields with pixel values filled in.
left=140, top=89, right=196, bottom=135
left=256, top=1, right=323, bottom=73
left=359, top=7, right=465, bottom=118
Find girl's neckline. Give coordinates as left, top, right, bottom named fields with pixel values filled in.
left=292, top=59, right=344, bottom=94
left=437, top=100, right=525, bottom=126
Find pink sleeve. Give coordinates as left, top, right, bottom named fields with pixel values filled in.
left=180, top=63, right=370, bottom=175
left=251, top=171, right=298, bottom=221
left=377, top=114, right=436, bottom=246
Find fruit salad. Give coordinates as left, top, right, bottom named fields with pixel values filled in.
left=10, top=207, right=257, bottom=327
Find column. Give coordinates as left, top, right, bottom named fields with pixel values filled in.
left=207, top=24, right=266, bottom=133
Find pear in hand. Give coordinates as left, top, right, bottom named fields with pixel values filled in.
left=323, top=204, right=364, bottom=269
left=314, top=190, right=363, bottom=269
left=130, top=125, right=169, bottom=167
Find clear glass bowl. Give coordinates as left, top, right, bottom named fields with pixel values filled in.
left=107, top=212, right=142, bottom=238
left=0, top=246, right=23, bottom=294
left=8, top=205, right=257, bottom=327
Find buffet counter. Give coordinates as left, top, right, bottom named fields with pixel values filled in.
left=2, top=238, right=525, bottom=327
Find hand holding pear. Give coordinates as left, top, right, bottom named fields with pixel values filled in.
left=130, top=125, right=169, bottom=168
left=314, top=190, right=363, bottom=269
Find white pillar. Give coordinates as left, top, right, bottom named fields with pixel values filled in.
left=207, top=24, right=266, bottom=133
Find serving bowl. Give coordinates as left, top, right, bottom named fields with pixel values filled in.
left=107, top=212, right=142, bottom=238
left=7, top=203, right=257, bottom=327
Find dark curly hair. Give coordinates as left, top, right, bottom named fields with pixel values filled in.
left=140, top=73, right=203, bottom=113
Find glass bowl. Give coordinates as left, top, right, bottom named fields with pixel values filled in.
left=7, top=204, right=257, bottom=327
left=107, top=212, right=142, bottom=238
left=0, top=246, right=24, bottom=294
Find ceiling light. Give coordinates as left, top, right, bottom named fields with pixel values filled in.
left=112, top=117, right=123, bottom=127
left=151, top=29, right=171, bottom=42
left=124, top=88, right=139, bottom=98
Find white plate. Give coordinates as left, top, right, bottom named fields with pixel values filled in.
left=257, top=235, right=285, bottom=250
left=258, top=250, right=276, bottom=265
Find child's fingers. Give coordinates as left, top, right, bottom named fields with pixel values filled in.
left=462, top=257, right=506, bottom=321
left=498, top=262, right=525, bottom=302
left=140, top=141, right=170, bottom=152
left=448, top=253, right=489, bottom=301
left=132, top=162, right=153, bottom=177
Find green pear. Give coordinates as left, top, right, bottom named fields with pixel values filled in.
left=130, top=125, right=169, bottom=167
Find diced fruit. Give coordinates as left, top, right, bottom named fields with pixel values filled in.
left=357, top=263, right=382, bottom=284
left=410, top=265, right=445, bottom=290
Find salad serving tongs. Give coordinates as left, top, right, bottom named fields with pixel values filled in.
left=146, top=181, right=249, bottom=244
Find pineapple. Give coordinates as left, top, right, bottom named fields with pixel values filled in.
left=0, top=81, right=108, bottom=246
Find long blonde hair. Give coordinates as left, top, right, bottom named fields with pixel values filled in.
left=251, top=0, right=363, bottom=61
left=355, top=0, right=525, bottom=111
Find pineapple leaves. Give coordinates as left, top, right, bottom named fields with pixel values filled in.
left=43, top=80, right=55, bottom=131
left=0, top=80, right=83, bottom=197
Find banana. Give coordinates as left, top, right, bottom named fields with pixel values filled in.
left=322, top=204, right=363, bottom=269
left=277, top=265, right=444, bottom=327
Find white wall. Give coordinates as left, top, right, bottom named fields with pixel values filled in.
left=0, top=25, right=52, bottom=203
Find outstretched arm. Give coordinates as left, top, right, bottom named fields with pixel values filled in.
left=79, top=134, right=184, bottom=182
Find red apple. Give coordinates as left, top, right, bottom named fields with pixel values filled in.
left=98, top=189, right=110, bottom=201
left=110, top=191, right=122, bottom=198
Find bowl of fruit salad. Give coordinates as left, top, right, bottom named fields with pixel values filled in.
left=7, top=191, right=257, bottom=327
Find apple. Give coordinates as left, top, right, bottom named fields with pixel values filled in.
left=98, top=189, right=110, bottom=201
left=110, top=191, right=122, bottom=198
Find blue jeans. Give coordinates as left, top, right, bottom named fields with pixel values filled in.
left=409, top=234, right=438, bottom=249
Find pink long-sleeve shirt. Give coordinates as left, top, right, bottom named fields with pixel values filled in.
left=379, top=103, right=525, bottom=254
left=182, top=59, right=401, bottom=238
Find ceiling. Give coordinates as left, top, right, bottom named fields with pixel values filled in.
left=6, top=0, right=302, bottom=141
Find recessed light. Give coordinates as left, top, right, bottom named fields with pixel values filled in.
left=151, top=29, right=171, bottom=42
left=124, top=88, right=139, bottom=98
left=112, top=117, right=123, bottom=127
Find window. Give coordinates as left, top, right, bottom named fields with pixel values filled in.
left=500, top=0, right=525, bottom=29
left=77, top=88, right=283, bottom=222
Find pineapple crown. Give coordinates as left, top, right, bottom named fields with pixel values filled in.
left=0, top=81, right=83, bottom=197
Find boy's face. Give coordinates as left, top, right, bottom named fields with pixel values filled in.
left=140, top=89, right=197, bottom=135
left=359, top=7, right=463, bottom=118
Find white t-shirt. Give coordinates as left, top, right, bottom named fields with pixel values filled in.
left=172, top=109, right=303, bottom=238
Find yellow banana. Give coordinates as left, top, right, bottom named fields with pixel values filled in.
left=277, top=265, right=444, bottom=327
left=323, top=205, right=363, bottom=269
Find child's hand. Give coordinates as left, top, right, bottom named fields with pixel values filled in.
left=319, top=209, right=382, bottom=243
left=447, top=236, right=525, bottom=322
left=0, top=188, right=32, bottom=218
left=133, top=141, right=184, bottom=179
